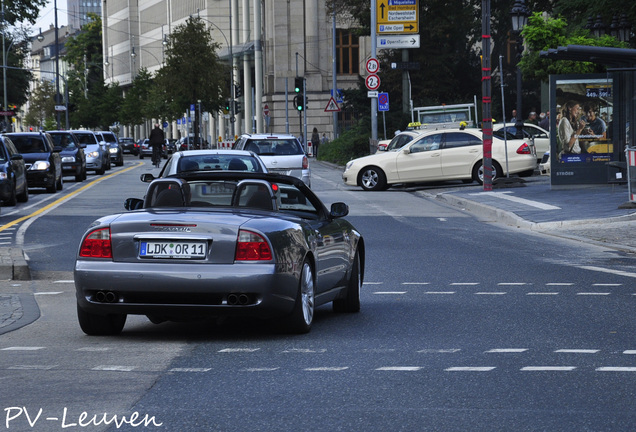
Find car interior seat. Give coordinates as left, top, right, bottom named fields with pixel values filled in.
left=181, top=159, right=199, bottom=171
left=153, top=188, right=184, bottom=207
left=228, top=158, right=249, bottom=171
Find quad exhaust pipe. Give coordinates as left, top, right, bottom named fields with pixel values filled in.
left=227, top=293, right=251, bottom=305
left=95, top=291, right=118, bottom=303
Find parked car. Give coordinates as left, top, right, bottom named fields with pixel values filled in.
left=234, top=133, right=310, bottom=187
left=47, top=130, right=87, bottom=182
left=0, top=134, right=28, bottom=205
left=342, top=128, right=537, bottom=190
left=71, top=130, right=110, bottom=175
left=167, top=139, right=177, bottom=154
left=377, top=130, right=427, bottom=152
left=74, top=171, right=363, bottom=335
left=95, top=131, right=124, bottom=166
left=492, top=122, right=550, bottom=162
left=539, top=151, right=550, bottom=176
left=139, top=139, right=168, bottom=160
left=5, top=132, right=63, bottom=193
left=119, top=137, right=137, bottom=155
left=142, top=150, right=268, bottom=181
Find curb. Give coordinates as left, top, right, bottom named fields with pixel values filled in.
left=0, top=248, right=31, bottom=281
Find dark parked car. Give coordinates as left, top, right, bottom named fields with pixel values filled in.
left=74, top=171, right=363, bottom=335
left=119, top=137, right=136, bottom=155
left=95, top=131, right=124, bottom=166
left=0, top=135, right=28, bottom=205
left=5, top=132, right=63, bottom=193
left=47, top=130, right=87, bottom=182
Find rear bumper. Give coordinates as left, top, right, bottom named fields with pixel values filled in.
left=74, top=260, right=298, bottom=319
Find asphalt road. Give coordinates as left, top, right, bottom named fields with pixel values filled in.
left=1, top=156, right=636, bottom=431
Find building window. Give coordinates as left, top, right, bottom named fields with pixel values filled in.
left=336, top=30, right=359, bottom=75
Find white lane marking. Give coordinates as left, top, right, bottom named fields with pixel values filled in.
left=546, top=283, right=574, bottom=286
left=76, top=347, right=110, bottom=352
left=53, top=280, right=75, bottom=284
left=363, top=282, right=383, bottom=285
left=373, top=291, right=407, bottom=295
left=376, top=367, right=422, bottom=371
left=554, top=349, right=600, bottom=354
left=486, top=349, right=528, bottom=353
left=92, top=365, right=135, bottom=372
left=526, top=292, right=560, bottom=295
left=9, top=365, right=57, bottom=370
left=402, top=282, right=430, bottom=285
left=243, top=367, right=280, bottom=372
left=576, top=292, right=610, bottom=296
left=597, top=367, right=636, bottom=372
left=305, top=367, right=349, bottom=371
left=34, top=292, right=64, bottom=296
left=445, top=367, right=496, bottom=372
left=593, top=283, right=622, bottom=286
left=1, top=347, right=45, bottom=351
left=498, top=283, right=527, bottom=286
left=450, top=282, right=480, bottom=286
left=417, top=349, right=461, bottom=353
left=424, top=291, right=456, bottom=295
left=469, top=191, right=561, bottom=210
left=218, top=348, right=260, bottom=353
left=170, top=368, right=212, bottom=372
left=578, top=266, right=636, bottom=279
left=623, top=350, right=636, bottom=355
left=282, top=348, right=327, bottom=353
left=475, top=292, right=507, bottom=295
left=521, top=366, right=576, bottom=371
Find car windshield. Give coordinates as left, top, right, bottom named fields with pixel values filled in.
left=177, top=155, right=264, bottom=173
left=100, top=134, right=117, bottom=144
left=245, top=139, right=303, bottom=156
left=11, top=136, right=47, bottom=153
left=49, top=133, right=76, bottom=150
left=74, top=133, right=97, bottom=145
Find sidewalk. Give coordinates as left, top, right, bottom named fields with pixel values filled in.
left=423, top=175, right=636, bottom=252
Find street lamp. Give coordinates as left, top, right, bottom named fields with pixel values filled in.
left=510, top=0, right=530, bottom=139
left=586, top=14, right=632, bottom=43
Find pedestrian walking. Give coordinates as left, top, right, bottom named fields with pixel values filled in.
left=149, top=123, right=165, bottom=168
left=311, top=127, right=320, bottom=158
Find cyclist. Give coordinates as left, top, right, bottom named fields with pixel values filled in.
left=148, top=123, right=165, bottom=168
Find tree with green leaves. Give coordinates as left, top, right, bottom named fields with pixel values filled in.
left=520, top=12, right=628, bottom=83
left=23, top=79, right=55, bottom=128
left=154, top=16, right=229, bottom=140
left=120, top=68, right=154, bottom=128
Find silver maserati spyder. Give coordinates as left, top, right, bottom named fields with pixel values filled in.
left=74, top=171, right=364, bottom=335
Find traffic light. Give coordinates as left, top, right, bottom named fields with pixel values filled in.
left=234, top=84, right=242, bottom=98
left=233, top=100, right=242, bottom=114
left=294, top=93, right=304, bottom=111
left=225, top=99, right=231, bottom=113
left=294, top=77, right=303, bottom=93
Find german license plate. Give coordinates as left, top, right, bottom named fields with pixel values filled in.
left=139, top=241, right=207, bottom=259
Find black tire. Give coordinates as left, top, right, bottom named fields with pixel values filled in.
left=359, top=166, right=388, bottom=191
left=5, top=179, right=17, bottom=206
left=56, top=172, right=63, bottom=190
left=472, top=160, right=503, bottom=185
left=96, top=167, right=105, bottom=175
left=333, top=250, right=361, bottom=313
left=139, top=153, right=144, bottom=159
left=77, top=303, right=126, bottom=336
left=75, top=169, right=84, bottom=182
left=285, top=260, right=315, bottom=334
left=16, top=182, right=28, bottom=203
left=46, top=181, right=56, bottom=193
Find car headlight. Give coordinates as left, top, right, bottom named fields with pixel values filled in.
left=345, top=161, right=354, bottom=171
left=62, top=156, right=75, bottom=163
left=109, top=148, right=118, bottom=154
left=87, top=151, right=99, bottom=158
left=30, top=161, right=51, bottom=171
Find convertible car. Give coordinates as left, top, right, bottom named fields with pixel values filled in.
left=74, top=172, right=364, bottom=335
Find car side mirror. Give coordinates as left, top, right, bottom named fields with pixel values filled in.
left=10, top=154, right=23, bottom=161
left=330, top=202, right=349, bottom=219
left=124, top=198, right=144, bottom=210
left=53, top=146, right=62, bottom=152
left=402, top=147, right=410, bottom=154
left=140, top=173, right=155, bottom=183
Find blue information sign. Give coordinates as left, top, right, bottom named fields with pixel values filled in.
left=378, top=92, right=389, bottom=111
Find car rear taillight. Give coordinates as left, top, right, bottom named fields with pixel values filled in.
left=516, top=143, right=532, bottom=154
left=302, top=155, right=308, bottom=169
left=235, top=230, right=272, bottom=261
left=79, top=227, right=113, bottom=258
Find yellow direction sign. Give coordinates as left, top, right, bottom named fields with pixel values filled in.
left=377, top=0, right=418, bottom=34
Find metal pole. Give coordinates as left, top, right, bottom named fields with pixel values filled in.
left=332, top=9, right=338, bottom=139
left=2, top=0, right=7, bottom=130
left=54, top=0, right=60, bottom=129
left=499, top=55, right=510, bottom=177
left=481, top=0, right=493, bottom=191
left=370, top=0, right=378, bottom=146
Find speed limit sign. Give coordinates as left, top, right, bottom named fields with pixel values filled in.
left=365, top=74, right=381, bottom=91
